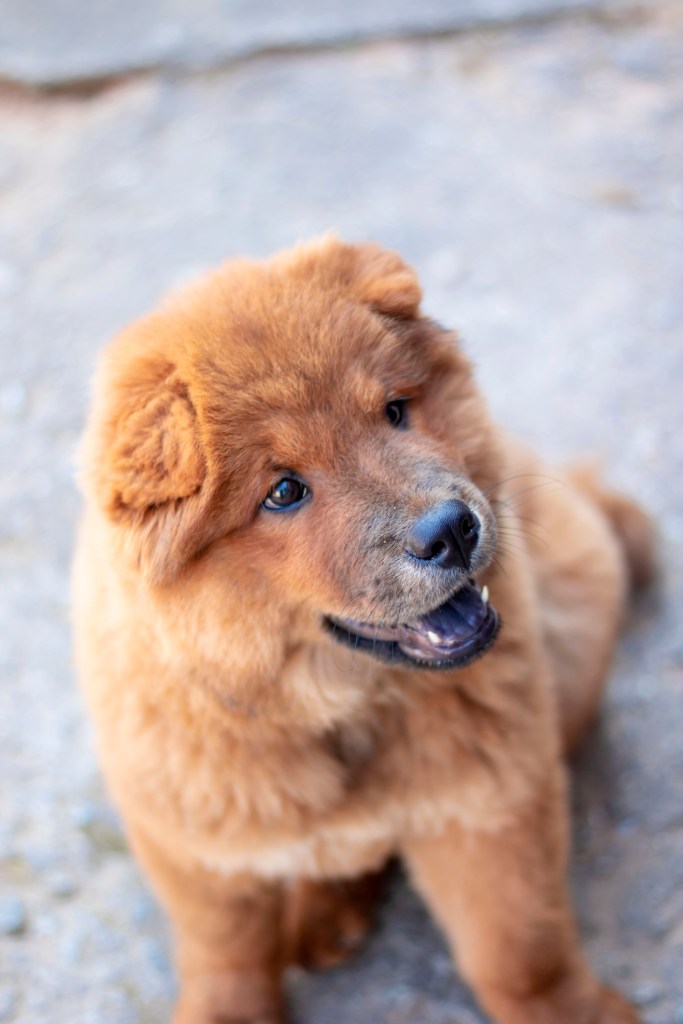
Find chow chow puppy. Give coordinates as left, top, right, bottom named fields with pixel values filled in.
left=73, top=237, right=653, bottom=1024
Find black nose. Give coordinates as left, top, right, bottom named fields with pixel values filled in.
left=405, top=499, right=480, bottom=571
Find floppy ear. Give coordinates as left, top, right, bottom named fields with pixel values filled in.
left=347, top=242, right=423, bottom=319
left=83, top=350, right=212, bottom=582
left=103, top=368, right=204, bottom=513
left=283, top=236, right=423, bottom=319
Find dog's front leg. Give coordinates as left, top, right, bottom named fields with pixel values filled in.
left=127, top=823, right=285, bottom=1024
left=401, top=770, right=638, bottom=1024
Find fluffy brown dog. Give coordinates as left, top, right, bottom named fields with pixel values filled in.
left=73, top=238, right=653, bottom=1024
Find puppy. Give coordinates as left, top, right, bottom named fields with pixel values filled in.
left=73, top=237, right=653, bottom=1024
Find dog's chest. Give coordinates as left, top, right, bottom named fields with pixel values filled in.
left=196, top=704, right=514, bottom=882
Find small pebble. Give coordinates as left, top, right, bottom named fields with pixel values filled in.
left=48, top=873, right=78, bottom=900
left=0, top=896, right=27, bottom=936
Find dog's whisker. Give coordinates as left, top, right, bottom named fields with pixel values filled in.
left=490, top=552, right=511, bottom=580
left=495, top=522, right=550, bottom=550
left=490, top=502, right=549, bottom=533
left=495, top=478, right=564, bottom=506
left=494, top=541, right=527, bottom=562
left=482, top=472, right=559, bottom=499
left=494, top=511, right=547, bottom=543
left=491, top=504, right=551, bottom=548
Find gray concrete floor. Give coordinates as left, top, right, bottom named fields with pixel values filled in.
left=0, top=2, right=681, bottom=1022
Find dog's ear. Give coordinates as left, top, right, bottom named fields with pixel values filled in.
left=284, top=236, right=423, bottom=319
left=346, top=242, right=423, bottom=319
left=82, top=343, right=212, bottom=582
left=100, top=366, right=204, bottom=513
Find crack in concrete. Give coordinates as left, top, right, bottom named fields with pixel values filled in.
left=0, top=0, right=657, bottom=103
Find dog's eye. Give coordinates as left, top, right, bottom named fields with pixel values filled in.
left=263, top=477, right=310, bottom=511
left=385, top=399, right=408, bottom=429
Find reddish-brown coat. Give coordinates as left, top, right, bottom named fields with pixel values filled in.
left=74, top=237, right=652, bottom=1024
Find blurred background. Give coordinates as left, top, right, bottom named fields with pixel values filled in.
left=0, top=1, right=682, bottom=1022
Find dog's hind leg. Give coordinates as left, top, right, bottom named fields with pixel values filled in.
left=282, top=867, right=387, bottom=971
left=565, top=464, right=656, bottom=594
left=514, top=458, right=655, bottom=757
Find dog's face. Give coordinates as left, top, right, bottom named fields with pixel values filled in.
left=87, top=239, right=503, bottom=670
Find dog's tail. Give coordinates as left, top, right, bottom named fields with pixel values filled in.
left=567, top=463, right=657, bottom=594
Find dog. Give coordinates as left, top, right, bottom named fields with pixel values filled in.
left=73, top=237, right=653, bottom=1024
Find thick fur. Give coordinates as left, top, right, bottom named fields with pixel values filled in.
left=73, top=237, right=653, bottom=1024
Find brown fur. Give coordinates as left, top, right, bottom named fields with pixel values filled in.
left=73, top=237, right=653, bottom=1024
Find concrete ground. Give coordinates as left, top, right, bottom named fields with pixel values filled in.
left=0, top=1, right=682, bottom=1022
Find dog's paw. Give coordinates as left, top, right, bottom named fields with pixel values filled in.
left=480, top=975, right=640, bottom=1024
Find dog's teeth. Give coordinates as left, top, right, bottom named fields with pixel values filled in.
left=481, top=585, right=489, bottom=605
left=426, top=630, right=442, bottom=644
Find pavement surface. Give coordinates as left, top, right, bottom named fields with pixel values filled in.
left=0, top=1, right=682, bottom=1022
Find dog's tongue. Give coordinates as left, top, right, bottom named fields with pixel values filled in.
left=396, top=582, right=491, bottom=662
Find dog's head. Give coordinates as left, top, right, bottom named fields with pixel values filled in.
left=84, top=238, right=503, bottom=670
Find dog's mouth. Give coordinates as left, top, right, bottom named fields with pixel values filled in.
left=324, top=579, right=499, bottom=670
